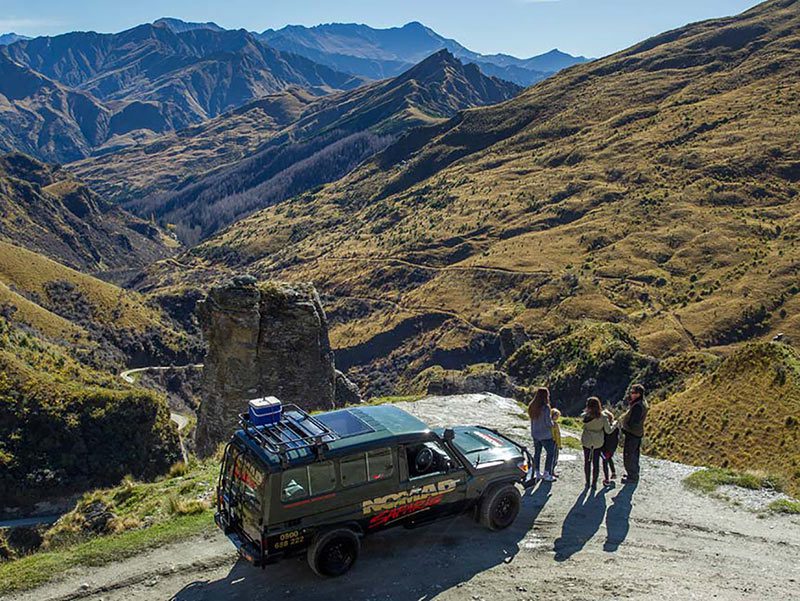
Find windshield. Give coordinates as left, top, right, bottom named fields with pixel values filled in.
left=451, top=428, right=518, bottom=467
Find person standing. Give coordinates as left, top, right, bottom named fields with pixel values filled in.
left=528, top=387, right=557, bottom=482
left=601, top=408, right=620, bottom=487
left=581, top=397, right=615, bottom=489
left=619, top=384, right=648, bottom=483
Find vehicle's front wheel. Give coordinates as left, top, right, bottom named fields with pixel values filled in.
left=479, top=484, right=521, bottom=531
left=307, top=528, right=360, bottom=577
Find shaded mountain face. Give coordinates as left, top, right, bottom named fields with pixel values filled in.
left=72, top=50, right=522, bottom=244
left=0, top=152, right=176, bottom=275
left=0, top=25, right=363, bottom=161
left=172, top=0, right=800, bottom=393
left=259, top=21, right=589, bottom=85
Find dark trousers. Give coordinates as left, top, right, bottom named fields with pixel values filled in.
left=602, top=455, right=616, bottom=480
left=623, top=433, right=642, bottom=480
left=583, top=447, right=601, bottom=486
left=534, top=438, right=556, bottom=475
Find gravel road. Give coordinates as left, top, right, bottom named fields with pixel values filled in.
left=9, top=394, right=800, bottom=601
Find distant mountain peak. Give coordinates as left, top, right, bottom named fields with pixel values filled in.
left=0, top=32, right=31, bottom=46
left=152, top=17, right=224, bottom=33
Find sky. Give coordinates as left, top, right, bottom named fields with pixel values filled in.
left=0, top=0, right=764, bottom=58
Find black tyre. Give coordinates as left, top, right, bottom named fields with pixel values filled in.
left=479, top=484, right=521, bottom=531
left=307, top=528, right=360, bottom=577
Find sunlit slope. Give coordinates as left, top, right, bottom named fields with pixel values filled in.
left=647, top=342, right=800, bottom=495
left=165, top=0, right=799, bottom=388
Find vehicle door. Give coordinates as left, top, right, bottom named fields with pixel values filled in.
left=390, top=439, right=469, bottom=526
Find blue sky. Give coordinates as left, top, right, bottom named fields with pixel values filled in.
left=1, top=0, right=763, bottom=58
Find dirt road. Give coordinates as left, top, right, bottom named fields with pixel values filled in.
left=10, top=394, right=800, bottom=601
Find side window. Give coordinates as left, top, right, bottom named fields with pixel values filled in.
left=339, top=453, right=367, bottom=488
left=281, top=466, right=309, bottom=502
left=366, top=448, right=394, bottom=482
left=231, top=453, right=265, bottom=508
left=308, top=461, right=336, bottom=495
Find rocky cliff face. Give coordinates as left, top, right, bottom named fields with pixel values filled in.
left=195, top=277, right=358, bottom=456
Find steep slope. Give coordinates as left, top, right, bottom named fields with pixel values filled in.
left=0, top=25, right=362, bottom=161
left=0, top=153, right=176, bottom=274
left=77, top=51, right=521, bottom=243
left=0, top=240, right=192, bottom=371
left=260, top=21, right=589, bottom=86
left=177, top=0, right=800, bottom=392
left=68, top=88, right=317, bottom=204
left=647, top=342, right=800, bottom=495
left=0, top=54, right=114, bottom=162
left=0, top=317, right=181, bottom=507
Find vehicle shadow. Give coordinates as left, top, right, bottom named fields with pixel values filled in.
left=552, top=486, right=608, bottom=562
left=603, top=481, right=638, bottom=552
left=170, top=484, right=553, bottom=601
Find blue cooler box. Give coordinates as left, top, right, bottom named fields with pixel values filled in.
left=248, top=397, right=282, bottom=427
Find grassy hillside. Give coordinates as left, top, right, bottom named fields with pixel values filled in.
left=0, top=241, right=194, bottom=370
left=647, top=342, right=800, bottom=495
left=72, top=51, right=520, bottom=244
left=69, top=88, right=317, bottom=204
left=161, top=0, right=800, bottom=394
left=0, top=319, right=182, bottom=506
left=0, top=152, right=177, bottom=274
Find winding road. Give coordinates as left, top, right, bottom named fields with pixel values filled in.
left=120, top=365, right=203, bottom=463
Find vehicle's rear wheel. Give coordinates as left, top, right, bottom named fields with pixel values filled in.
left=307, top=528, right=360, bottom=577
left=479, top=484, right=521, bottom=531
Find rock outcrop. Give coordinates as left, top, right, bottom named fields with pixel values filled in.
left=195, top=278, right=360, bottom=456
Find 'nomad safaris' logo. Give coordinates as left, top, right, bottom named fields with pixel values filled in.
left=362, top=479, right=460, bottom=528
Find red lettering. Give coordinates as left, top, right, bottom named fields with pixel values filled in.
left=368, top=495, right=444, bottom=529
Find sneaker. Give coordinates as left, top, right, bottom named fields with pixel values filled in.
left=534, top=470, right=542, bottom=481
left=602, top=479, right=611, bottom=487
left=542, top=472, right=556, bottom=482
left=621, top=475, right=639, bottom=483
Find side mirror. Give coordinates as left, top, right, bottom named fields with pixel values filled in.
left=443, top=428, right=455, bottom=442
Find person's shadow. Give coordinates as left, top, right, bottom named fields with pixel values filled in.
left=604, top=481, right=637, bottom=552
left=553, top=487, right=607, bottom=561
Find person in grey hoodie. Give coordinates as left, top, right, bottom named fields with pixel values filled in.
left=528, top=387, right=557, bottom=481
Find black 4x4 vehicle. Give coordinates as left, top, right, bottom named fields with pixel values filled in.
left=216, top=402, right=532, bottom=577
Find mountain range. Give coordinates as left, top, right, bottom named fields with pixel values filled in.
left=71, top=50, right=522, bottom=243
left=0, top=19, right=586, bottom=165
left=0, top=24, right=363, bottom=162
left=258, top=21, right=590, bottom=85
left=156, top=0, right=800, bottom=398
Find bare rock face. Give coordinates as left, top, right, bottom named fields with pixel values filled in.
left=195, top=278, right=359, bottom=456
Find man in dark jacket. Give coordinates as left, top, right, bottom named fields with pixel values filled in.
left=619, top=384, right=648, bottom=483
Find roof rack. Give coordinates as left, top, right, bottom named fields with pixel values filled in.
left=238, top=404, right=340, bottom=468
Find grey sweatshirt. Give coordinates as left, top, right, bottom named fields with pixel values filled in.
left=530, top=408, right=554, bottom=441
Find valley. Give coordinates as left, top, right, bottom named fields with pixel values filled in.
left=1, top=1, right=800, bottom=597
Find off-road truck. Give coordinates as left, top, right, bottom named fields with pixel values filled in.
left=215, top=402, right=533, bottom=577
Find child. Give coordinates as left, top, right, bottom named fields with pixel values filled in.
left=551, top=408, right=563, bottom=477
left=601, top=408, right=620, bottom=486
